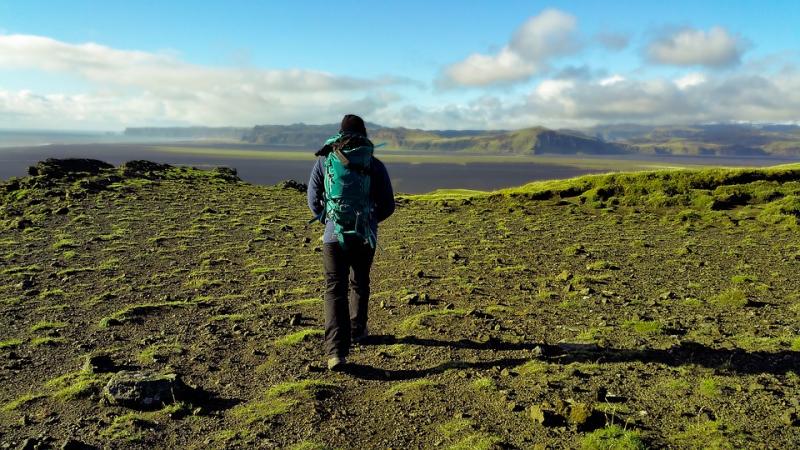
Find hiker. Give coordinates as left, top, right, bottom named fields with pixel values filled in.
left=307, top=114, right=395, bottom=371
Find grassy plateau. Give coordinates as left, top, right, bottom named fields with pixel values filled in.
left=0, top=159, right=799, bottom=448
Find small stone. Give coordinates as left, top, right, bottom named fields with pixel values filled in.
left=380, top=300, right=387, bottom=308
left=500, top=368, right=510, bottom=377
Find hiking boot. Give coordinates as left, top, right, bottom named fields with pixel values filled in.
left=352, top=326, right=369, bottom=345
left=327, top=356, right=347, bottom=371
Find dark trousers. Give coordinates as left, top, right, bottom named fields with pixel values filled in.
left=322, top=240, right=375, bottom=358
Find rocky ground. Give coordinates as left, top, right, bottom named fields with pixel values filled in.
left=0, top=159, right=799, bottom=449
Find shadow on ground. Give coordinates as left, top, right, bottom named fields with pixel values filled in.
left=343, top=335, right=800, bottom=380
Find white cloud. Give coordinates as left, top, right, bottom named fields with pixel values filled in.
left=441, top=9, right=579, bottom=87
left=599, top=75, right=625, bottom=86
left=647, top=27, right=745, bottom=67
left=674, top=72, right=707, bottom=89
left=0, top=34, right=411, bottom=128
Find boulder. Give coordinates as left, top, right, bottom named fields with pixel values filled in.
left=119, top=160, right=172, bottom=178
left=28, top=159, right=113, bottom=179
left=102, top=371, right=190, bottom=409
left=277, top=179, right=307, bottom=192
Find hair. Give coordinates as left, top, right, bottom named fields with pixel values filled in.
left=340, top=114, right=367, bottom=136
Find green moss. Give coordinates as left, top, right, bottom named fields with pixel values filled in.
left=580, top=425, right=646, bottom=450
left=288, top=442, right=328, bottom=450
left=471, top=377, right=496, bottom=391
left=669, top=420, right=736, bottom=449
left=52, top=237, right=79, bottom=250
left=273, top=329, right=324, bottom=346
left=30, top=321, right=67, bottom=332
left=698, top=378, right=721, bottom=398
left=438, top=418, right=475, bottom=438
left=448, top=433, right=503, bottom=450
left=2, top=393, right=47, bottom=411
left=731, top=274, right=758, bottom=284
left=231, top=380, right=337, bottom=425
left=710, top=288, right=747, bottom=308
left=624, top=320, right=663, bottom=335
left=30, top=336, right=66, bottom=346
left=0, top=338, right=24, bottom=349
left=46, top=370, right=110, bottom=400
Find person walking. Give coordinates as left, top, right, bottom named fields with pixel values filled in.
left=307, top=114, right=395, bottom=371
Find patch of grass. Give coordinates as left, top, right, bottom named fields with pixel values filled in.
left=2, top=393, right=47, bottom=411
left=731, top=274, right=758, bottom=284
left=624, top=320, right=663, bottom=335
left=231, top=380, right=337, bottom=425
left=710, top=288, right=747, bottom=308
left=30, top=336, right=66, bottom=347
left=45, top=370, right=111, bottom=400
left=580, top=425, right=645, bottom=450
left=52, top=237, right=79, bottom=250
left=38, top=289, right=67, bottom=300
left=0, top=338, right=24, bottom=349
left=448, top=433, right=503, bottom=450
left=471, top=377, right=496, bottom=391
left=30, top=321, right=67, bottom=332
left=792, top=337, right=800, bottom=351
left=1, top=264, right=42, bottom=275
left=669, top=420, right=736, bottom=449
left=517, top=359, right=549, bottom=375
left=101, top=403, right=190, bottom=442
left=385, top=379, right=436, bottom=399
left=273, top=329, right=324, bottom=347
left=438, top=418, right=475, bottom=438
left=698, top=378, right=721, bottom=398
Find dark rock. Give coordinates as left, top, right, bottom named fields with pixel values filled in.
left=102, top=371, right=190, bottom=409
left=289, top=313, right=302, bottom=326
left=119, top=160, right=172, bottom=178
left=28, top=158, right=113, bottom=179
left=60, top=439, right=94, bottom=450
left=277, top=179, right=307, bottom=192
left=83, top=354, right=116, bottom=374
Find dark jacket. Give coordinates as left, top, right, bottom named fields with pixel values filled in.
left=307, top=156, right=395, bottom=244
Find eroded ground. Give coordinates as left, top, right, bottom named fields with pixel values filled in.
left=1, top=162, right=799, bottom=449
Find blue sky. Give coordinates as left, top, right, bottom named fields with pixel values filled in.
left=1, top=1, right=799, bottom=130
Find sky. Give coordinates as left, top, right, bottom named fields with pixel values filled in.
left=0, top=0, right=799, bottom=130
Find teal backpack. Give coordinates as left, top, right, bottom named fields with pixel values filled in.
left=314, top=133, right=376, bottom=248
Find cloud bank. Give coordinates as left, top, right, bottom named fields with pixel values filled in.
left=441, top=9, right=579, bottom=87
left=0, top=14, right=798, bottom=131
left=647, top=26, right=745, bottom=68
